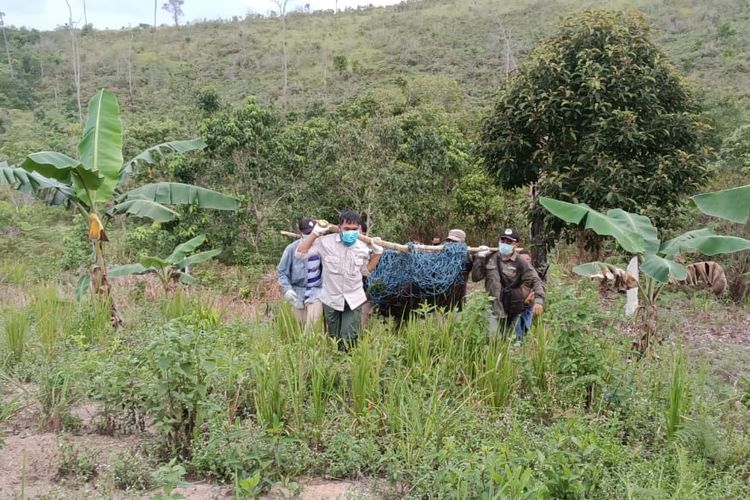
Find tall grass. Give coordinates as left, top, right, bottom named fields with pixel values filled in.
left=666, top=350, right=691, bottom=439
left=4, top=310, right=29, bottom=366
left=80, top=297, right=114, bottom=343
left=161, top=289, right=190, bottom=320
left=255, top=354, right=284, bottom=430
left=309, top=347, right=333, bottom=427
left=274, top=301, right=302, bottom=342
left=481, top=337, right=518, bottom=408
left=350, top=335, right=381, bottom=415
left=526, top=323, right=552, bottom=392
left=0, top=260, right=27, bottom=285
left=384, top=371, right=464, bottom=467
left=32, top=287, right=71, bottom=360
left=404, top=313, right=433, bottom=372
left=284, top=343, right=308, bottom=429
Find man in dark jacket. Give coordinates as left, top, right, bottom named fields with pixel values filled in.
left=472, top=228, right=545, bottom=337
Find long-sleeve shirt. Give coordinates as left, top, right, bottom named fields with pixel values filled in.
left=295, top=233, right=371, bottom=311
left=277, top=239, right=321, bottom=306
left=471, top=251, right=545, bottom=318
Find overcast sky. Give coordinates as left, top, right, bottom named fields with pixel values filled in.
left=2, top=0, right=402, bottom=30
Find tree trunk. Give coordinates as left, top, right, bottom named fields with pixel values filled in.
left=65, top=0, right=83, bottom=124
left=0, top=13, right=14, bottom=78
left=281, top=15, right=288, bottom=109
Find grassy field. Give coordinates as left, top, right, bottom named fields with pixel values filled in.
left=1, top=0, right=749, bottom=497
left=0, top=191, right=748, bottom=498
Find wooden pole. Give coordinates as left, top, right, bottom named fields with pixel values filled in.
left=280, top=230, right=497, bottom=254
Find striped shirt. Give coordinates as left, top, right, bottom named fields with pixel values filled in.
left=305, top=255, right=322, bottom=304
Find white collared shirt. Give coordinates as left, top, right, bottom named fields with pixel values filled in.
left=295, top=234, right=371, bottom=311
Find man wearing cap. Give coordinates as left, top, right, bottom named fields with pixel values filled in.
left=277, top=218, right=323, bottom=331
left=472, top=228, right=545, bottom=338
left=295, top=210, right=384, bottom=349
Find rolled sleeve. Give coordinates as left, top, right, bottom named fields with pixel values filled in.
left=295, top=237, right=321, bottom=260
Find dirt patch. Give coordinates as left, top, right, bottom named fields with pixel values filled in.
left=0, top=433, right=136, bottom=499
left=264, top=478, right=375, bottom=499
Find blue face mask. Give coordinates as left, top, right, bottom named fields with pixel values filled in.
left=499, top=243, right=514, bottom=256
left=341, top=230, right=359, bottom=246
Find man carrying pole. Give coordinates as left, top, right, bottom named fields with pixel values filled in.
left=295, top=210, right=383, bottom=349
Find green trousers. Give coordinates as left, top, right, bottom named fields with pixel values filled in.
left=323, top=302, right=362, bottom=349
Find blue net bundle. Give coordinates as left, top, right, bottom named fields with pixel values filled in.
left=366, top=242, right=470, bottom=316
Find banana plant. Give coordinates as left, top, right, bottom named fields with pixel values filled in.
left=0, top=89, right=239, bottom=316
left=540, top=184, right=750, bottom=354
left=108, top=235, right=220, bottom=294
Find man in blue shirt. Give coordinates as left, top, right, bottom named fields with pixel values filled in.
left=277, top=218, right=323, bottom=331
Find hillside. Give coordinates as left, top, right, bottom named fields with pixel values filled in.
left=1, top=0, right=750, bottom=163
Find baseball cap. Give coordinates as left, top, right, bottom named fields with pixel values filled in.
left=299, top=218, right=316, bottom=235
left=500, top=228, right=519, bottom=242
left=446, top=229, right=466, bottom=243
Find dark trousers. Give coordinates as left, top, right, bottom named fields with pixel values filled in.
left=323, top=302, right=362, bottom=350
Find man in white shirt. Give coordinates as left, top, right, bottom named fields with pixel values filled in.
left=295, top=210, right=383, bottom=349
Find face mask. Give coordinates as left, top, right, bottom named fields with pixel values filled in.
left=341, top=230, right=359, bottom=246
left=499, top=243, right=514, bottom=256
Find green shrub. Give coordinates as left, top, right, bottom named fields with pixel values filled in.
left=111, top=449, right=155, bottom=490
left=141, top=321, right=219, bottom=459
left=56, top=439, right=98, bottom=483
left=38, top=367, right=80, bottom=432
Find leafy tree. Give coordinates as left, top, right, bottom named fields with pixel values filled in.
left=162, top=0, right=185, bottom=27
left=199, top=98, right=290, bottom=256
left=0, top=89, right=238, bottom=313
left=482, top=10, right=713, bottom=265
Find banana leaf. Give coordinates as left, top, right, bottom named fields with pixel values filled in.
left=75, top=275, right=90, bottom=301
left=119, top=182, right=240, bottom=211
left=179, top=273, right=200, bottom=285
left=21, top=152, right=102, bottom=200
left=119, top=139, right=206, bottom=184
left=178, top=249, right=222, bottom=267
left=140, top=256, right=170, bottom=269
left=682, top=235, right=750, bottom=255
left=166, top=234, right=207, bottom=264
left=641, top=254, right=688, bottom=283
left=1, top=163, right=75, bottom=205
left=109, top=263, right=151, bottom=277
left=108, top=199, right=181, bottom=222
left=540, top=197, right=649, bottom=254
left=692, top=184, right=750, bottom=223
left=660, top=229, right=714, bottom=258
left=78, top=89, right=123, bottom=203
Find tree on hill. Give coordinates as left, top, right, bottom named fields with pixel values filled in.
left=163, top=0, right=185, bottom=27
left=481, top=10, right=713, bottom=265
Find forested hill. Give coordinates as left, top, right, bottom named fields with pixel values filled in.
left=1, top=0, right=749, bottom=163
